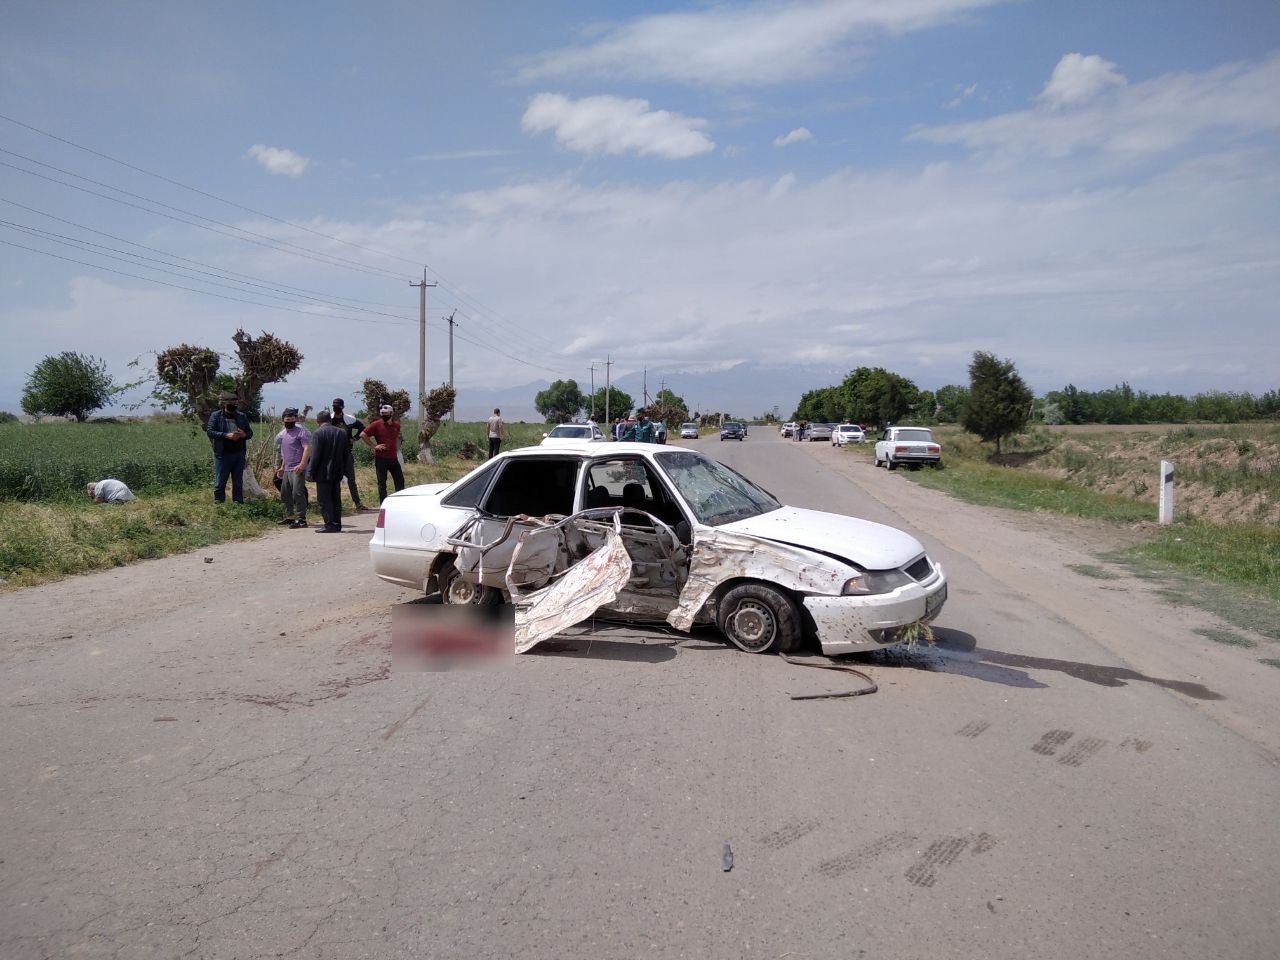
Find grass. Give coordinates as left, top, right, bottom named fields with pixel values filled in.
left=0, top=418, right=553, bottom=589
left=843, top=422, right=1280, bottom=635
left=1067, top=563, right=1121, bottom=580
left=1193, top=628, right=1256, bottom=648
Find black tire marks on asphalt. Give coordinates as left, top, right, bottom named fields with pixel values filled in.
left=956, top=719, right=990, bottom=738
left=814, top=830, right=918, bottom=878
left=1057, top=736, right=1107, bottom=767
left=760, top=820, right=821, bottom=850
left=903, top=832, right=1000, bottom=888
left=1031, top=729, right=1075, bottom=755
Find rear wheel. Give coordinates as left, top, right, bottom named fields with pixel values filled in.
left=718, top=583, right=802, bottom=654
left=439, top=558, right=497, bottom=605
left=887, top=457, right=897, bottom=470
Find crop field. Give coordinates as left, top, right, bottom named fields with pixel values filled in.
left=0, top=418, right=550, bottom=502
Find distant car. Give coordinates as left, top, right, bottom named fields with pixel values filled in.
left=680, top=422, right=699, bottom=439
left=874, top=426, right=942, bottom=470
left=720, top=422, right=745, bottom=441
left=832, top=424, right=866, bottom=446
left=804, top=423, right=833, bottom=442
left=781, top=422, right=799, bottom=438
left=541, top=423, right=608, bottom=446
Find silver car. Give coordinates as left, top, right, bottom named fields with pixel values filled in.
left=803, top=423, right=833, bottom=442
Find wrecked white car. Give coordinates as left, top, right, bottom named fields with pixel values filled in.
left=370, top=444, right=947, bottom=655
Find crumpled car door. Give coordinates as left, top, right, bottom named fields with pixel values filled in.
left=509, top=513, right=633, bottom=652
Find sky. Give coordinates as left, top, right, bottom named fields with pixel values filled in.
left=1, top=0, right=1278, bottom=422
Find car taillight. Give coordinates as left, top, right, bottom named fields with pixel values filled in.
left=375, top=509, right=386, bottom=528
left=928, top=445, right=940, bottom=453
left=895, top=445, right=910, bottom=453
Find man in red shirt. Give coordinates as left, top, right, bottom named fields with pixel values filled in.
left=362, top=403, right=405, bottom=504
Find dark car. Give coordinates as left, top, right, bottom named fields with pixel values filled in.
left=720, top=422, right=745, bottom=441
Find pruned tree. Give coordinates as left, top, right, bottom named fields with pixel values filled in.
left=589, top=386, right=633, bottom=423
left=417, top=383, right=456, bottom=464
left=650, top=388, right=689, bottom=428
left=962, top=350, right=1033, bottom=455
left=360, top=378, right=412, bottom=418
left=154, top=329, right=303, bottom=496
left=21, top=352, right=116, bottom=421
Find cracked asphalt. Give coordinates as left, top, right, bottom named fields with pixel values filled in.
left=3, top=434, right=1279, bottom=959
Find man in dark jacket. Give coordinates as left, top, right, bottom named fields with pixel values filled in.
left=307, top=409, right=352, bottom=532
left=330, top=398, right=369, bottom=512
left=205, top=391, right=254, bottom=504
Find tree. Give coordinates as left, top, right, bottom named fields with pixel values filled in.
left=153, top=329, right=303, bottom=496
left=534, top=379, right=584, bottom=423
left=589, top=386, right=633, bottom=423
left=649, top=388, right=689, bottom=427
left=360, top=378, right=412, bottom=419
left=962, top=351, right=1033, bottom=454
left=417, top=384, right=456, bottom=464
left=934, top=385, right=969, bottom=423
left=839, top=367, right=919, bottom=428
left=21, top=352, right=115, bottom=421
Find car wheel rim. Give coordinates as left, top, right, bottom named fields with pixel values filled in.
left=446, top=577, right=482, bottom=604
left=727, top=600, right=775, bottom=653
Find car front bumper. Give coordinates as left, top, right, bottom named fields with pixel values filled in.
left=802, top=563, right=947, bottom=656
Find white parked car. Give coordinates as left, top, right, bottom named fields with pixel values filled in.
left=832, top=424, right=866, bottom=446
left=371, top=444, right=948, bottom=656
left=679, top=422, right=699, bottom=439
left=540, top=423, right=608, bottom=446
left=874, top=426, right=942, bottom=470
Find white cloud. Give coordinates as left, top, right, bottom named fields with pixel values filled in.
left=944, top=82, right=978, bottom=109
left=1039, top=53, right=1126, bottom=108
left=519, top=0, right=1010, bottom=87
left=774, top=127, right=814, bottom=147
left=247, top=144, right=311, bottom=177
left=912, top=53, right=1280, bottom=161
left=521, top=93, right=714, bottom=159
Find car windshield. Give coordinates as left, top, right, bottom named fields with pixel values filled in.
left=655, top=450, right=780, bottom=526
left=839, top=424, right=859, bottom=431
left=895, top=429, right=933, bottom=442
left=548, top=425, right=590, bottom=438
left=681, top=423, right=697, bottom=430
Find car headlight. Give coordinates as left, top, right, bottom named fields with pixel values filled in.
left=842, top=569, right=912, bottom=595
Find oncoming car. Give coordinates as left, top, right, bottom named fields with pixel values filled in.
left=540, top=423, right=608, bottom=446
left=679, top=422, right=700, bottom=439
left=832, top=424, right=866, bottom=446
left=371, top=444, right=948, bottom=656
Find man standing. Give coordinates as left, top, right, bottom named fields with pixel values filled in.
left=275, top=407, right=311, bottom=528
left=329, top=398, right=369, bottom=512
left=486, top=407, right=504, bottom=459
left=307, top=410, right=351, bottom=533
left=206, top=391, right=253, bottom=504
left=362, top=403, right=405, bottom=503
left=634, top=412, right=656, bottom=444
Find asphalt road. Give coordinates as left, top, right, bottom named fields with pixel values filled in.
left=2, top=431, right=1278, bottom=959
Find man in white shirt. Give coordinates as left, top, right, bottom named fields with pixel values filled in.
left=486, top=408, right=504, bottom=459
left=86, top=479, right=136, bottom=504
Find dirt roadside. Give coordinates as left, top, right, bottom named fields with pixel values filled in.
left=799, top=438, right=1280, bottom=760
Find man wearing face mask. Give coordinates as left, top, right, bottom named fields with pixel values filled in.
left=205, top=391, right=254, bottom=504
left=274, top=407, right=311, bottom=528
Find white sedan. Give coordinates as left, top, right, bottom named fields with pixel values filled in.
left=832, top=424, right=866, bottom=445
left=371, top=444, right=948, bottom=656
left=540, top=423, right=608, bottom=446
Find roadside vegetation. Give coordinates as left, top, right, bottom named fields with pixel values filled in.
left=0, top=418, right=546, bottom=588
left=843, top=421, right=1280, bottom=637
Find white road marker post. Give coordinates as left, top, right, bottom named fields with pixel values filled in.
left=1159, top=460, right=1175, bottom=525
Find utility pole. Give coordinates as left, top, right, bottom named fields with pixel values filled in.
left=445, top=310, right=457, bottom=423
left=589, top=363, right=598, bottom=421
left=409, top=270, right=437, bottom=427
left=643, top=367, right=648, bottom=410
left=604, top=355, right=614, bottom=428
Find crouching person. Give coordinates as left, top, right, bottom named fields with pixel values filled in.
left=86, top=479, right=136, bottom=504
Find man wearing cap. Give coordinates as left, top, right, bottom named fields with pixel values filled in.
left=205, top=391, right=254, bottom=504
left=307, top=410, right=351, bottom=533
left=329, top=398, right=369, bottom=512
left=275, top=408, right=311, bottom=528
left=361, top=403, right=405, bottom=504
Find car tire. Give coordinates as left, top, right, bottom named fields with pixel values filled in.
left=887, top=457, right=897, bottom=470
left=440, top=558, right=498, bottom=605
left=717, top=583, right=803, bottom=655
left=873, top=453, right=882, bottom=467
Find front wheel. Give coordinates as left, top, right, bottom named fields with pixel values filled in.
left=718, top=583, right=803, bottom=654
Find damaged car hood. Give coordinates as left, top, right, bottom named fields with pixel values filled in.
left=721, top=506, right=925, bottom=569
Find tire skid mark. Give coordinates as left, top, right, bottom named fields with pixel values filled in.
left=972, top=832, right=998, bottom=854
left=1058, top=736, right=1107, bottom=767
left=956, top=720, right=990, bottom=738
left=905, top=835, right=972, bottom=888
left=760, top=819, right=821, bottom=850
left=1031, top=729, right=1073, bottom=755
left=1119, top=737, right=1154, bottom=753
left=814, top=830, right=916, bottom=878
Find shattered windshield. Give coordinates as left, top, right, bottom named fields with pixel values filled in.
left=654, top=451, right=780, bottom=526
